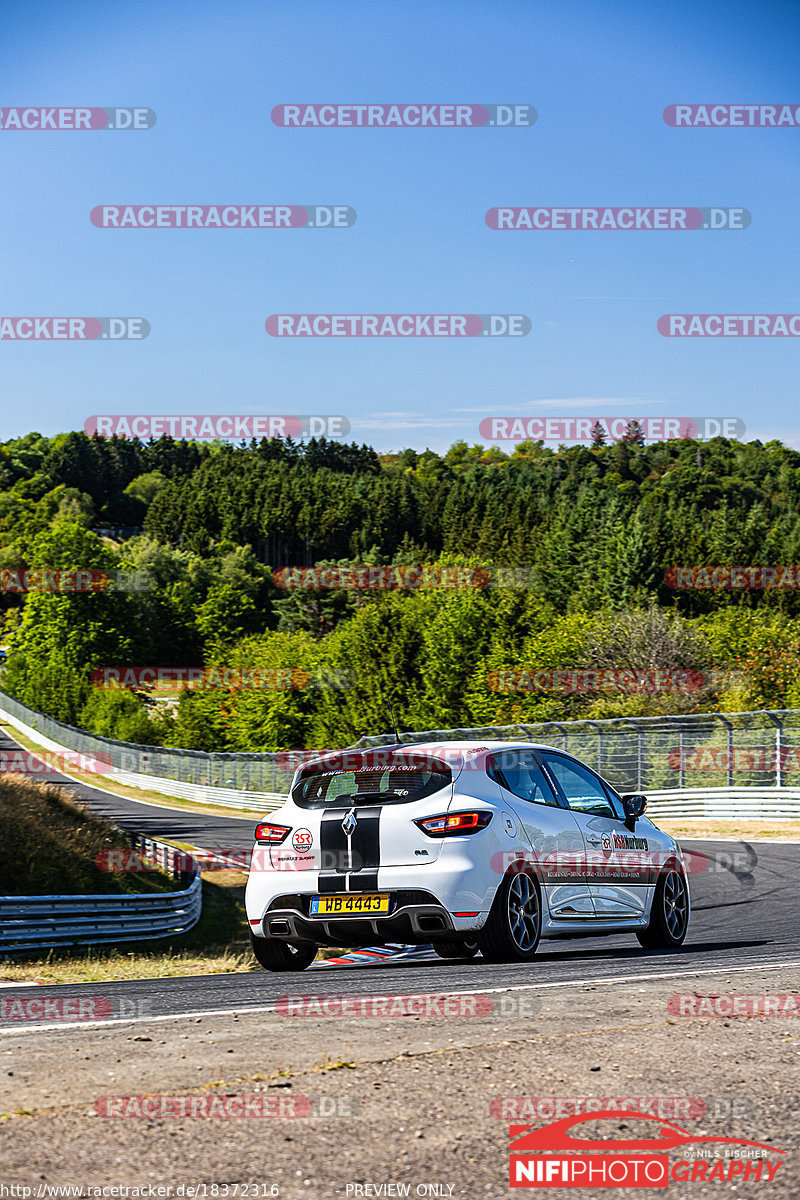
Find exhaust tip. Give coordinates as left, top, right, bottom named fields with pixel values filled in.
left=418, top=915, right=447, bottom=932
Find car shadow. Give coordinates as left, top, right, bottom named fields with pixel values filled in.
left=316, top=936, right=770, bottom=972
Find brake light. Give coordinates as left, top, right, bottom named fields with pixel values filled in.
left=254, top=822, right=291, bottom=844
left=415, top=811, right=492, bottom=837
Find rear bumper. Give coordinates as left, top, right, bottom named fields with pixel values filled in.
left=258, top=891, right=459, bottom=946
left=246, top=852, right=495, bottom=942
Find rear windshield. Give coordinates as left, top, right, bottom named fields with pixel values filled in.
left=292, top=762, right=452, bottom=808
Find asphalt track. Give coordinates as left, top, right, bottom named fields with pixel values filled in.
left=2, top=724, right=799, bottom=1027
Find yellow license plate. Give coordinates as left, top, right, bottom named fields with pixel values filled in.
left=309, top=893, right=391, bottom=916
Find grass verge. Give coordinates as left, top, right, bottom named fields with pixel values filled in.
left=661, top=818, right=800, bottom=840
left=0, top=775, right=181, bottom=896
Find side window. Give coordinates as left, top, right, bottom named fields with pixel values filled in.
left=538, top=752, right=619, bottom=819
left=487, top=750, right=561, bottom=808
left=601, top=780, right=626, bottom=820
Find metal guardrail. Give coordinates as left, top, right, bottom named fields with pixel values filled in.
left=0, top=688, right=292, bottom=794
left=4, top=683, right=800, bottom=802
left=0, top=835, right=202, bottom=954
left=643, top=788, right=800, bottom=821
left=0, top=699, right=284, bottom=812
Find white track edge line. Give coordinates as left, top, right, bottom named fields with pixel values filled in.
left=2, top=958, right=799, bottom=1036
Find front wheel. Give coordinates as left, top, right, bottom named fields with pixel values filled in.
left=477, top=871, right=541, bottom=963
left=637, top=868, right=689, bottom=949
left=433, top=939, right=479, bottom=960
left=250, top=932, right=318, bottom=972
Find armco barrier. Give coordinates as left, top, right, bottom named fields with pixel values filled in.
left=0, top=687, right=290, bottom=798
left=0, top=835, right=202, bottom=954
left=3, top=684, right=800, bottom=813
left=643, top=788, right=800, bottom=820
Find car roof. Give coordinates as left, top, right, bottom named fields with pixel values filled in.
left=389, top=739, right=563, bottom=753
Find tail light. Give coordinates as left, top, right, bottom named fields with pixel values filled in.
left=415, top=811, right=492, bottom=837
left=254, top=822, right=291, bottom=844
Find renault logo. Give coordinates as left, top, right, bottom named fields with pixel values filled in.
left=341, top=811, right=357, bottom=836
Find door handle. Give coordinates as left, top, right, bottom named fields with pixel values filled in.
left=585, top=836, right=604, bottom=846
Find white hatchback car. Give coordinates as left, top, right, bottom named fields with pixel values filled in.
left=245, top=741, right=690, bottom=971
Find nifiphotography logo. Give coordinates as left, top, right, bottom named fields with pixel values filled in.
left=508, top=1110, right=785, bottom=1188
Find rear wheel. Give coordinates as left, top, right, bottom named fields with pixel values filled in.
left=433, top=939, right=479, bottom=960
left=477, top=871, right=541, bottom=963
left=637, top=868, right=689, bottom=949
left=250, top=932, right=318, bottom=972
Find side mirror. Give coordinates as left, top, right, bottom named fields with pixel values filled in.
left=621, top=794, right=647, bottom=827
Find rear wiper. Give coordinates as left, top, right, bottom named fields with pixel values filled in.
left=335, top=790, right=392, bottom=804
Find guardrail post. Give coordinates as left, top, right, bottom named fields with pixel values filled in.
left=622, top=717, right=645, bottom=792
left=717, top=714, right=734, bottom=787
left=666, top=716, right=685, bottom=788
left=586, top=721, right=603, bottom=775
left=545, top=721, right=568, bottom=753
left=763, top=710, right=784, bottom=787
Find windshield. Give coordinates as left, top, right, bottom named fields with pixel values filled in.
left=292, top=759, right=452, bottom=808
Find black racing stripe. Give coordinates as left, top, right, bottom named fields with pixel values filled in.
left=317, top=806, right=382, bottom=892
left=349, top=870, right=379, bottom=893
left=319, top=809, right=349, bottom=876
left=349, top=807, right=380, bottom=871
left=318, top=874, right=347, bottom=894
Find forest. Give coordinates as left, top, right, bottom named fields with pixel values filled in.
left=2, top=428, right=800, bottom=750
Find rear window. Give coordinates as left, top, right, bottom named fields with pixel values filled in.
left=292, top=753, right=452, bottom=808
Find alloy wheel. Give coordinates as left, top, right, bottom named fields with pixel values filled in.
left=507, top=872, right=540, bottom=952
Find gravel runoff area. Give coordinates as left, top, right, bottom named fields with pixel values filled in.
left=0, top=963, right=797, bottom=1199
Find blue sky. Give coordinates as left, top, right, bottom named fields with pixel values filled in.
left=1, top=0, right=798, bottom=453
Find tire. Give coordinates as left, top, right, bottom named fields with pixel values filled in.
left=637, top=868, right=690, bottom=950
left=433, top=939, right=480, bottom=960
left=250, top=932, right=318, bottom=972
left=477, top=871, right=541, bottom=963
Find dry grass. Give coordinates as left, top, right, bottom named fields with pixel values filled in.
left=0, top=775, right=180, bottom=896
left=0, top=945, right=258, bottom=984
left=660, top=818, right=800, bottom=841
